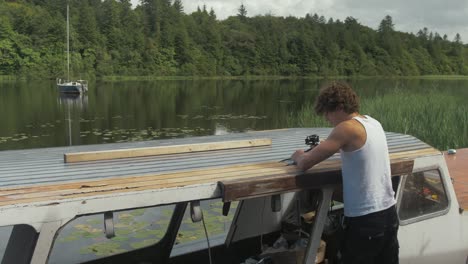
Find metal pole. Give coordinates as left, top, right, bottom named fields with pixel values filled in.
left=30, top=221, right=67, bottom=264
left=67, top=4, right=70, bottom=82
left=303, top=187, right=333, bottom=264
left=68, top=105, right=72, bottom=146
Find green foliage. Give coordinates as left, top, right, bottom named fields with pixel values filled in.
left=363, top=91, right=467, bottom=150
left=238, top=4, right=247, bottom=19
left=290, top=89, right=468, bottom=150
left=1, top=1, right=468, bottom=79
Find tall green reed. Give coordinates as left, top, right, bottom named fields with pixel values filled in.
left=289, top=90, right=467, bottom=150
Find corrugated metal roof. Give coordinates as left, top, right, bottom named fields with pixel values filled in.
left=0, top=128, right=435, bottom=188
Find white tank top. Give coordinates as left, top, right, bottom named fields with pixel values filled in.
left=340, top=115, right=396, bottom=217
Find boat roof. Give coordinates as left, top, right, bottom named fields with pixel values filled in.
left=0, top=128, right=440, bottom=228
left=0, top=128, right=438, bottom=187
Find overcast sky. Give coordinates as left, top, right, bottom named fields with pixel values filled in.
left=131, top=0, right=468, bottom=41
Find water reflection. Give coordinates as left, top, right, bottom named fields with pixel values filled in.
left=214, top=124, right=229, bottom=135
left=58, top=94, right=88, bottom=146
left=58, top=93, right=89, bottom=110
left=0, top=79, right=467, bottom=150
left=0, top=79, right=314, bottom=149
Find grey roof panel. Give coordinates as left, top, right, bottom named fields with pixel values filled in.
left=0, top=128, right=434, bottom=188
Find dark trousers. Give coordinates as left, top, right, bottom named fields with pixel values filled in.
left=342, top=205, right=399, bottom=264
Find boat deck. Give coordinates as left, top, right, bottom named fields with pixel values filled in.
left=0, top=128, right=438, bottom=228
left=445, top=148, right=468, bottom=211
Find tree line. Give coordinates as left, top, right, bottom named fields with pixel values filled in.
left=0, top=0, right=467, bottom=79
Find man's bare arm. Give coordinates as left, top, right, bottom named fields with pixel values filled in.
left=292, top=123, right=352, bottom=171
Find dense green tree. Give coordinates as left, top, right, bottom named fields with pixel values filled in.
left=77, top=2, right=99, bottom=48
left=238, top=4, right=247, bottom=19
left=0, top=1, right=467, bottom=78
left=173, top=0, right=183, bottom=13
left=0, top=16, right=14, bottom=40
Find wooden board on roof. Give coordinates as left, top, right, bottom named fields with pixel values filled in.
left=64, top=138, right=272, bottom=163
left=0, top=151, right=420, bottom=207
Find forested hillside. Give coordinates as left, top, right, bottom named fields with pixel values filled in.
left=1, top=0, right=467, bottom=79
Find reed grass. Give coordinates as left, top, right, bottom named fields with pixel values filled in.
left=0, top=75, right=17, bottom=81
left=416, top=75, right=468, bottom=80
left=290, top=90, right=468, bottom=150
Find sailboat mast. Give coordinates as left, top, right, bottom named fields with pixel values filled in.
left=67, top=4, right=70, bottom=82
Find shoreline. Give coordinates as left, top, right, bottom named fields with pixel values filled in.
left=1, top=75, right=468, bottom=82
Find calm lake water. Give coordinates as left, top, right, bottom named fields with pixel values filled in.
left=0, top=78, right=467, bottom=263
left=1, top=79, right=318, bottom=150
left=1, top=78, right=467, bottom=151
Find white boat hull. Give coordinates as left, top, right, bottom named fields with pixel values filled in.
left=57, top=80, right=88, bottom=94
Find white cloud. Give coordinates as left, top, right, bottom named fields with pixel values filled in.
left=130, top=0, right=468, bottom=40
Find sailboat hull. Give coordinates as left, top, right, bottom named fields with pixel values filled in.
left=57, top=81, right=87, bottom=94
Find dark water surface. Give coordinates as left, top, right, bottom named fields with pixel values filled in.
left=0, top=79, right=319, bottom=150
left=1, top=78, right=467, bottom=151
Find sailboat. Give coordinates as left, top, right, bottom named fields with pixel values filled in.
left=57, top=4, right=88, bottom=94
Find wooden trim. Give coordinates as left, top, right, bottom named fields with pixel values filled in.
left=64, top=138, right=272, bottom=163
left=219, top=159, right=414, bottom=202
left=0, top=163, right=298, bottom=205
left=390, top=159, right=415, bottom=176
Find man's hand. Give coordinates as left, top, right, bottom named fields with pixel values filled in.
left=290, top=129, right=345, bottom=171
left=291, top=149, right=306, bottom=163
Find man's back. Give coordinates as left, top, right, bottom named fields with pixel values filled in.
left=340, top=115, right=396, bottom=217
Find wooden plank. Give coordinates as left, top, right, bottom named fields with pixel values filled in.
left=0, top=159, right=343, bottom=198
left=0, top=171, right=297, bottom=207
left=219, top=159, right=414, bottom=202
left=0, top=162, right=304, bottom=206
left=64, top=138, right=272, bottom=163
left=0, top=151, right=420, bottom=207
left=390, top=159, right=416, bottom=176
left=0, top=130, right=434, bottom=190
left=0, top=163, right=298, bottom=201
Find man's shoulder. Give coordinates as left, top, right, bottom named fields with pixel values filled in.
left=333, top=119, right=365, bottom=140
left=335, top=119, right=361, bottom=132
left=333, top=118, right=367, bottom=151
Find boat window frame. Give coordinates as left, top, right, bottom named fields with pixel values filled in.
left=47, top=203, right=180, bottom=264
left=396, top=166, right=451, bottom=226
left=170, top=198, right=239, bottom=257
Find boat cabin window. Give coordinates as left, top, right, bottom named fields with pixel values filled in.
left=0, top=225, right=13, bottom=260
left=398, top=169, right=449, bottom=223
left=171, top=199, right=238, bottom=257
left=47, top=204, right=175, bottom=264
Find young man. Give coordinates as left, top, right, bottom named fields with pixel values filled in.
left=291, top=82, right=399, bottom=264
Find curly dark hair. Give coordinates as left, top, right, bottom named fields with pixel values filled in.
left=314, top=82, right=360, bottom=115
